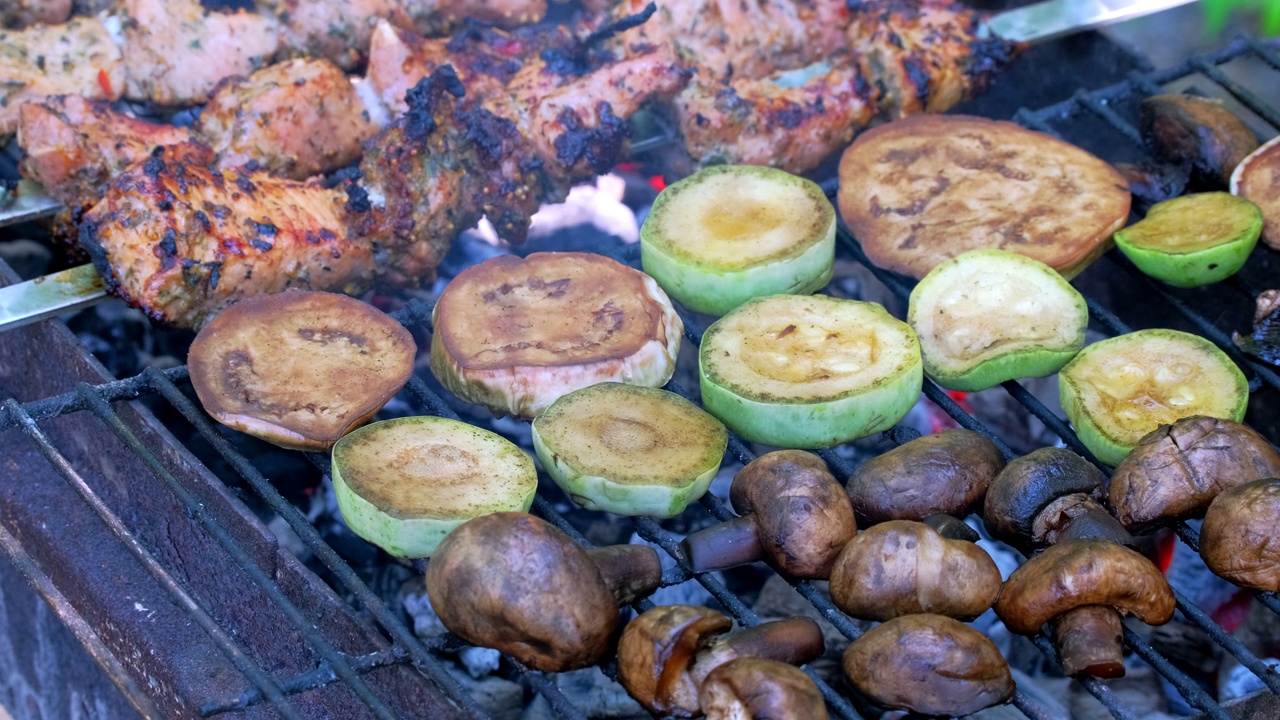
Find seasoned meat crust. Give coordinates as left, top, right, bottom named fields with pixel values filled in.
left=837, top=114, right=1130, bottom=280
left=0, top=17, right=125, bottom=136
left=81, top=147, right=373, bottom=328
left=1, top=0, right=72, bottom=29
left=260, top=0, right=411, bottom=70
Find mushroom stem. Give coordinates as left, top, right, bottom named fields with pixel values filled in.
left=708, top=617, right=825, bottom=668
left=1035, top=494, right=1133, bottom=547
left=922, top=513, right=979, bottom=542
left=1050, top=605, right=1125, bottom=678
left=587, top=545, right=663, bottom=605
left=680, top=516, right=763, bottom=574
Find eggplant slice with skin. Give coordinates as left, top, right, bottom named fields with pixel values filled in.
left=187, top=289, right=416, bottom=451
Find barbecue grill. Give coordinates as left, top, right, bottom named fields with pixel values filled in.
left=3, top=8, right=1280, bottom=720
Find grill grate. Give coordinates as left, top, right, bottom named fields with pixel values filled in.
left=3, top=33, right=1280, bottom=720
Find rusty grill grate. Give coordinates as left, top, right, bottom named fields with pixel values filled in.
left=3, top=33, right=1280, bottom=720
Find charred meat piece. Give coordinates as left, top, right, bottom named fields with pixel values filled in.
left=200, top=58, right=378, bottom=180
left=1, top=0, right=71, bottom=28
left=121, top=0, right=279, bottom=105
left=18, top=95, right=201, bottom=209
left=260, top=0, right=411, bottom=71
left=0, top=16, right=125, bottom=136
left=397, top=0, right=548, bottom=35
left=80, top=147, right=373, bottom=328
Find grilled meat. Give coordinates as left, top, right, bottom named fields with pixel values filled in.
left=397, top=0, right=547, bottom=35
left=18, top=94, right=202, bottom=208
left=1, top=0, right=71, bottom=28
left=0, top=17, right=125, bottom=136
left=199, top=58, right=378, bottom=180
left=81, top=146, right=373, bottom=328
left=121, top=0, right=279, bottom=105
left=261, top=0, right=411, bottom=71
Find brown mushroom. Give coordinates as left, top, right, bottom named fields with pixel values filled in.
left=846, top=429, right=1005, bottom=525
left=1200, top=478, right=1280, bottom=592
left=616, top=605, right=824, bottom=718
left=984, top=447, right=1132, bottom=552
left=994, top=540, right=1175, bottom=678
left=827, top=520, right=1001, bottom=621
left=1140, top=94, right=1259, bottom=188
left=681, top=451, right=856, bottom=578
left=1107, top=416, right=1280, bottom=530
left=424, top=512, right=661, bottom=672
left=698, top=658, right=829, bottom=720
left=187, top=289, right=417, bottom=451
left=842, top=614, right=1014, bottom=716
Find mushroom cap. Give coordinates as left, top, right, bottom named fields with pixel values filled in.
left=698, top=658, right=829, bottom=720
left=424, top=512, right=616, bottom=672
left=847, top=429, right=1004, bottom=524
left=1200, top=478, right=1280, bottom=592
left=984, top=447, right=1106, bottom=547
left=1108, top=416, right=1280, bottom=529
left=843, top=614, right=1014, bottom=716
left=730, top=450, right=857, bottom=577
left=828, top=520, right=1001, bottom=621
left=616, top=605, right=732, bottom=718
left=994, top=539, right=1175, bottom=634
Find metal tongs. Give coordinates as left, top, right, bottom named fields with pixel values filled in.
left=0, top=0, right=1201, bottom=331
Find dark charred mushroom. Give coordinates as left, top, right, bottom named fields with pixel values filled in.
left=698, top=658, right=829, bottom=720
left=984, top=448, right=1141, bottom=677
left=1140, top=94, right=1259, bottom=188
left=1106, top=416, right=1280, bottom=530
left=1200, top=478, right=1280, bottom=592
left=827, top=520, right=1000, bottom=621
left=616, top=605, right=824, bottom=718
left=994, top=540, right=1175, bottom=678
left=842, top=614, right=1014, bottom=716
left=681, top=450, right=856, bottom=578
left=846, top=429, right=1005, bottom=525
left=424, top=512, right=661, bottom=672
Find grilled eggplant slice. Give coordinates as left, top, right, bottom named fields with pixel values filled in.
left=430, top=252, right=683, bottom=419
left=1059, top=330, right=1248, bottom=465
left=640, top=165, right=835, bottom=316
left=1114, top=193, right=1261, bottom=287
left=1141, top=94, right=1259, bottom=189
left=188, top=289, right=416, bottom=451
left=837, top=114, right=1131, bottom=280
left=700, top=294, right=922, bottom=448
left=531, top=383, right=727, bottom=518
left=908, top=249, right=1087, bottom=391
left=331, top=417, right=537, bottom=558
left=1231, top=135, right=1280, bottom=251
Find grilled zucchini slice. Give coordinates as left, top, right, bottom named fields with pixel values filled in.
left=332, top=416, right=537, bottom=558
left=531, top=383, right=727, bottom=518
left=1114, top=193, right=1262, bottom=287
left=1059, top=330, right=1248, bottom=465
left=640, top=165, right=836, bottom=316
left=908, top=249, right=1087, bottom=391
left=700, top=294, right=923, bottom=448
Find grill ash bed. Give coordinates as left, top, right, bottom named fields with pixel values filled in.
left=3, top=10, right=1280, bottom=720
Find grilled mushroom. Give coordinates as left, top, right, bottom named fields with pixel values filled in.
left=846, top=429, right=1005, bottom=525
left=698, top=658, right=829, bottom=720
left=994, top=540, right=1175, bottom=678
left=1106, top=416, right=1280, bottom=530
left=1200, top=478, right=1280, bottom=592
left=424, top=512, right=662, bottom=672
left=616, top=605, right=824, bottom=718
left=843, top=614, right=1014, bottom=716
left=1140, top=94, right=1259, bottom=188
left=827, top=520, right=1000, bottom=621
left=681, top=450, right=856, bottom=578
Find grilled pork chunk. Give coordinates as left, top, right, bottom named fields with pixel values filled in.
left=199, top=58, right=378, bottom=180
left=18, top=95, right=200, bottom=208
left=1, top=0, right=71, bottom=28
left=121, top=0, right=279, bottom=105
left=397, top=0, right=547, bottom=35
left=81, top=146, right=373, bottom=328
left=0, top=17, right=125, bottom=136
left=261, top=0, right=411, bottom=70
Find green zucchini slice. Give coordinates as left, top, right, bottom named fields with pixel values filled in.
left=1114, top=192, right=1262, bottom=287
left=531, top=383, right=727, bottom=518
left=640, top=165, right=836, bottom=316
left=332, top=416, right=537, bottom=557
left=700, top=294, right=923, bottom=448
left=908, top=249, right=1087, bottom=391
left=1059, top=329, right=1248, bottom=465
